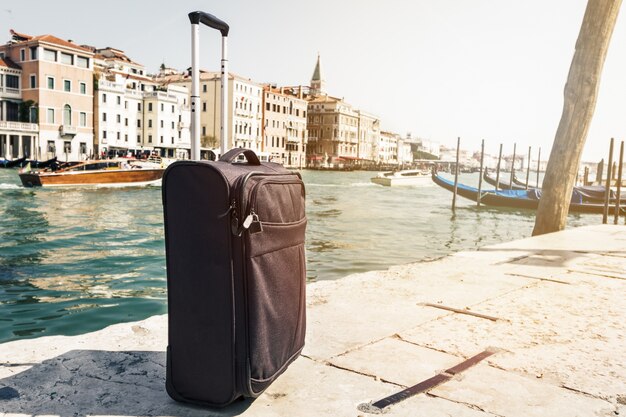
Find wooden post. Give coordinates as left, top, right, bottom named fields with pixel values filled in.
left=603, top=138, right=614, bottom=224
left=477, top=139, right=485, bottom=207
left=495, top=143, right=503, bottom=191
left=595, top=159, right=604, bottom=185
left=613, top=141, right=623, bottom=224
left=534, top=0, right=622, bottom=236
left=509, top=143, right=517, bottom=189
left=536, top=147, right=541, bottom=188
left=525, top=146, right=531, bottom=189
left=583, top=166, right=589, bottom=185
left=452, top=137, right=460, bottom=211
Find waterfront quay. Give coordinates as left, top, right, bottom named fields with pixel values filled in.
left=0, top=224, right=624, bottom=416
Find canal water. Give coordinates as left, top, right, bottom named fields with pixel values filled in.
left=0, top=168, right=599, bottom=343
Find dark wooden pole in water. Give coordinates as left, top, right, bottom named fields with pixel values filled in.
left=495, top=144, right=503, bottom=191
left=477, top=139, right=485, bottom=207
left=536, top=147, right=541, bottom=188
left=452, top=137, right=460, bottom=211
left=509, top=143, right=517, bottom=189
left=603, top=138, right=614, bottom=224
left=525, top=146, right=531, bottom=189
left=533, top=0, right=622, bottom=236
left=613, top=141, right=624, bottom=224
left=583, top=166, right=589, bottom=186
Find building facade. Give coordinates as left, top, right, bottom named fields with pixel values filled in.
left=94, top=48, right=190, bottom=159
left=166, top=71, right=263, bottom=156
left=262, top=85, right=308, bottom=168
left=0, top=55, right=39, bottom=159
left=0, top=30, right=94, bottom=161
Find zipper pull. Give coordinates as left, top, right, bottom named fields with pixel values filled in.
left=230, top=200, right=242, bottom=236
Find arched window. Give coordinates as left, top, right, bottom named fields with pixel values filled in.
left=63, top=104, right=72, bottom=126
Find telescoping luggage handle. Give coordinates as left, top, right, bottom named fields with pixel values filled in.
left=219, top=148, right=261, bottom=166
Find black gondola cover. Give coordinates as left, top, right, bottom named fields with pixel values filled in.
left=162, top=148, right=306, bottom=407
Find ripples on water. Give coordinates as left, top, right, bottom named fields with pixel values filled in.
left=0, top=169, right=600, bottom=342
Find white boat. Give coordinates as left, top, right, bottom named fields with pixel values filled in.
left=371, top=169, right=433, bottom=186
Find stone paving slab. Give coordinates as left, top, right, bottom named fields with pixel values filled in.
left=0, top=224, right=624, bottom=416
left=430, top=363, right=615, bottom=417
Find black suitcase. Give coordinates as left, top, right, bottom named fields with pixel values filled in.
left=162, top=148, right=307, bottom=407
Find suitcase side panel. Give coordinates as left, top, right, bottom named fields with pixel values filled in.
left=163, top=163, right=238, bottom=406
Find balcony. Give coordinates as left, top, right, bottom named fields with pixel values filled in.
left=59, top=125, right=78, bottom=137
left=0, top=121, right=38, bottom=133
left=177, top=121, right=189, bottom=130
left=0, top=86, right=21, bottom=98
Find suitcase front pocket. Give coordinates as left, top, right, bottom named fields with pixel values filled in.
left=245, top=220, right=306, bottom=391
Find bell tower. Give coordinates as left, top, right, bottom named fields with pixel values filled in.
left=310, top=53, right=325, bottom=97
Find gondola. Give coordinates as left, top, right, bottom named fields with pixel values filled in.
left=483, top=168, right=616, bottom=203
left=30, top=157, right=58, bottom=169
left=0, top=157, right=27, bottom=168
left=432, top=171, right=624, bottom=215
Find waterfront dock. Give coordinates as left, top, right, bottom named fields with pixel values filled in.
left=1, top=224, right=624, bottom=416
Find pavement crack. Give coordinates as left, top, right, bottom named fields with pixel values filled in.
left=325, top=362, right=404, bottom=388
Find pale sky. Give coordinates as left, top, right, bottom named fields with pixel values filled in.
left=2, top=0, right=624, bottom=162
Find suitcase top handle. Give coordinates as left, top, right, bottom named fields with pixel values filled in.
left=220, top=148, right=261, bottom=165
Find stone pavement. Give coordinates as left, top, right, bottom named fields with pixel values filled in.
left=1, top=224, right=625, bottom=416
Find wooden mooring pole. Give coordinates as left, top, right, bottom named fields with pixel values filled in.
left=525, top=146, right=531, bottom=189
left=452, top=137, right=460, bottom=212
left=509, top=143, right=516, bottom=190
left=613, top=140, right=623, bottom=225
left=495, top=144, right=503, bottom=191
left=477, top=139, right=485, bottom=207
left=603, top=138, right=614, bottom=224
left=536, top=147, right=541, bottom=188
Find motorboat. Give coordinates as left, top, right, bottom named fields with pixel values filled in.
left=18, top=159, right=164, bottom=187
left=371, top=169, right=432, bottom=186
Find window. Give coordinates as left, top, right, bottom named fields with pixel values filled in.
left=103, top=131, right=107, bottom=139
left=148, top=103, right=153, bottom=112
left=80, top=82, right=86, bottom=94
left=160, top=120, right=163, bottom=128
left=117, top=132, right=120, bottom=140
left=63, top=105, right=72, bottom=126
left=47, top=108, right=55, bottom=124
left=171, top=105, right=174, bottom=113
left=137, top=134, right=141, bottom=143
left=80, top=112, right=86, bottom=126
left=138, top=103, right=142, bottom=111
left=20, top=49, right=25, bottom=61
left=202, top=102, right=206, bottom=112
left=202, top=126, right=206, bottom=136
left=80, top=142, right=87, bottom=154
left=160, top=135, right=163, bottom=143
left=64, top=141, right=71, bottom=153
left=160, top=103, right=164, bottom=111
left=102, top=112, right=107, bottom=122
left=47, top=141, right=55, bottom=153
left=60, top=52, right=73, bottom=65
left=117, top=96, right=121, bottom=105
left=125, top=134, right=128, bottom=142
left=64, top=80, right=71, bottom=92
left=171, top=121, right=174, bottom=129
left=43, top=49, right=57, bottom=61
left=76, top=56, right=89, bottom=68
left=148, top=135, right=152, bottom=143
left=30, top=75, right=36, bottom=88
left=116, top=114, right=121, bottom=123
left=30, top=47, right=37, bottom=60
left=137, top=119, right=141, bottom=127
left=47, top=77, right=55, bottom=90
left=124, top=101, right=128, bottom=109
left=103, top=93, right=107, bottom=103
left=148, top=120, right=152, bottom=128
left=202, top=84, right=207, bottom=93
left=125, top=118, right=128, bottom=126
left=266, top=103, right=270, bottom=111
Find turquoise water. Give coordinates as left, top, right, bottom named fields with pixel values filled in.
left=0, top=168, right=599, bottom=343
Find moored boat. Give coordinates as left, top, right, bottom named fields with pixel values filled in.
left=0, top=157, right=28, bottom=168
left=371, top=169, right=432, bottom=186
left=432, top=171, right=624, bottom=215
left=19, top=159, right=164, bottom=187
